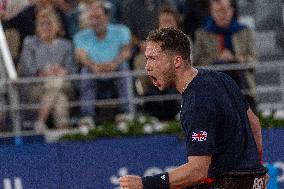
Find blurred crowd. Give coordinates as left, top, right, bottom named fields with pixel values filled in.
left=0, top=0, right=260, bottom=132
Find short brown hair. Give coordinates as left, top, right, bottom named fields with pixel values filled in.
left=147, top=28, right=191, bottom=61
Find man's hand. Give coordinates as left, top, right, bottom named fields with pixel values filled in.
left=106, top=61, right=120, bottom=72
left=93, top=61, right=119, bottom=73
left=88, top=63, right=115, bottom=73
left=75, top=49, right=91, bottom=67
left=50, top=64, right=67, bottom=76
left=119, top=175, right=143, bottom=189
left=38, top=67, right=54, bottom=77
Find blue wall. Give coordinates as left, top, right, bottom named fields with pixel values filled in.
left=0, top=129, right=283, bottom=189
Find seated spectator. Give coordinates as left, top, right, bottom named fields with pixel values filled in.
left=121, top=0, right=176, bottom=42
left=44, top=0, right=101, bottom=37
left=134, top=7, right=182, bottom=120
left=74, top=0, right=132, bottom=124
left=183, top=0, right=209, bottom=41
left=183, top=0, right=236, bottom=41
left=18, top=9, right=76, bottom=131
left=193, top=0, right=257, bottom=111
left=134, top=7, right=182, bottom=96
left=63, top=0, right=117, bottom=38
left=121, top=0, right=176, bottom=69
left=55, top=0, right=90, bottom=37
left=1, top=0, right=70, bottom=57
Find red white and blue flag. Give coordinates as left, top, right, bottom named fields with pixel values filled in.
left=191, top=131, right=207, bottom=142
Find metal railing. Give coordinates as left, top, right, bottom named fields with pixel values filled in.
left=0, top=60, right=283, bottom=134
left=0, top=61, right=262, bottom=113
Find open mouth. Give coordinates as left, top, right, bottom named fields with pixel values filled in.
left=148, top=75, right=159, bottom=87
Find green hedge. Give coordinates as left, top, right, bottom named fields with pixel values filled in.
left=258, top=113, right=284, bottom=128
left=60, top=113, right=284, bottom=142
left=60, top=116, right=183, bottom=142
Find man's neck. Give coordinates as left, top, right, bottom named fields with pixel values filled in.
left=95, top=29, right=107, bottom=40
left=176, top=67, right=198, bottom=94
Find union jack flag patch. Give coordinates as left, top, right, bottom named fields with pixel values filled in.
left=191, top=131, right=207, bottom=142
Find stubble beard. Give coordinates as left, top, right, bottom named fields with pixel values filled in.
left=160, top=67, right=176, bottom=91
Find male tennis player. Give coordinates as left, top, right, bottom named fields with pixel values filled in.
left=119, top=28, right=267, bottom=189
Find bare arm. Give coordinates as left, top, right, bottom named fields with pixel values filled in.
left=247, top=107, right=262, bottom=152
left=75, top=43, right=131, bottom=73
left=119, top=155, right=211, bottom=189
left=169, top=156, right=211, bottom=189
left=75, top=49, right=105, bottom=73
left=113, top=43, right=131, bottom=65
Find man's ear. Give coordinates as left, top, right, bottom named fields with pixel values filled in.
left=174, top=56, right=182, bottom=69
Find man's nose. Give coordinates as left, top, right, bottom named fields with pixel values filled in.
left=145, top=61, right=152, bottom=71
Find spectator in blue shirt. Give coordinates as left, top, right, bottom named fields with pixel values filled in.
left=74, top=0, right=132, bottom=123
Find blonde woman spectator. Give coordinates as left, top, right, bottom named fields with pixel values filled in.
left=19, top=9, right=76, bottom=132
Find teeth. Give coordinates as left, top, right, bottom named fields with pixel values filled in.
left=153, top=79, right=159, bottom=87
left=148, top=75, right=158, bottom=86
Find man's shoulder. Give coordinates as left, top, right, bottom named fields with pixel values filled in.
left=195, top=27, right=216, bottom=37
left=74, top=28, right=93, bottom=40
left=22, top=35, right=39, bottom=46
left=191, top=69, right=226, bottom=95
left=233, top=26, right=253, bottom=37
left=199, top=69, right=233, bottom=87
left=195, top=69, right=218, bottom=83
left=108, top=24, right=130, bottom=35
